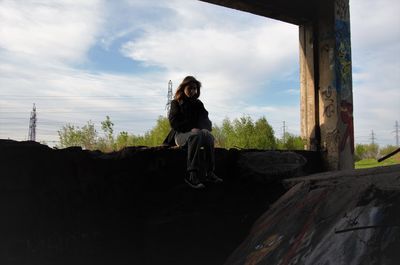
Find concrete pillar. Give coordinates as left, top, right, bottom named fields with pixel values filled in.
left=300, top=0, right=354, bottom=170
left=299, top=23, right=318, bottom=152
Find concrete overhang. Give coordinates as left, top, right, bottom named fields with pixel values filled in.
left=199, top=0, right=356, bottom=170
left=199, top=0, right=320, bottom=25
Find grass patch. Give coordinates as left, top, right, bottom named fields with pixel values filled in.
left=355, top=153, right=400, bottom=169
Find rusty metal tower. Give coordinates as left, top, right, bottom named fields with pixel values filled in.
left=28, top=103, right=37, bottom=141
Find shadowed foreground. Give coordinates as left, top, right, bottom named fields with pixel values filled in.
left=0, top=140, right=320, bottom=265
left=2, top=140, right=399, bottom=264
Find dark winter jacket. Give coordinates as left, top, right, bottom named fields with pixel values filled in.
left=163, top=99, right=212, bottom=146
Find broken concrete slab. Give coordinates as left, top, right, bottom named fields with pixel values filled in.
left=225, top=165, right=400, bottom=265
left=237, top=151, right=307, bottom=183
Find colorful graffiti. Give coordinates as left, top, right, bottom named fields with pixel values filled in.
left=280, top=190, right=329, bottom=265
left=340, top=100, right=354, bottom=153
left=241, top=190, right=329, bottom=265
left=245, top=234, right=283, bottom=265
left=335, top=0, right=354, bottom=156
left=335, top=19, right=352, bottom=99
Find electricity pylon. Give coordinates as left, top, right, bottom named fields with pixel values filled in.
left=28, top=103, right=37, bottom=141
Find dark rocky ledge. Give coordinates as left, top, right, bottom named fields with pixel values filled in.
left=226, top=164, right=400, bottom=265
left=0, top=139, right=322, bottom=265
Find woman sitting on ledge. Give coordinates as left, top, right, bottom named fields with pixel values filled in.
left=163, top=76, right=223, bottom=189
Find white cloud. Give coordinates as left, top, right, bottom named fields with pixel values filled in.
left=0, top=60, right=168, bottom=141
left=122, top=25, right=296, bottom=77
left=118, top=0, right=299, bottom=134
left=120, top=3, right=298, bottom=97
left=0, top=0, right=105, bottom=63
left=351, top=0, right=400, bottom=50
left=351, top=0, right=400, bottom=145
left=1, top=0, right=398, bottom=147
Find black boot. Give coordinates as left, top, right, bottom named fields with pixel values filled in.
left=205, top=172, right=223, bottom=183
left=184, top=171, right=205, bottom=189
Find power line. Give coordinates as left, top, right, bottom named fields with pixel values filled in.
left=0, top=109, right=163, bottom=113
left=0, top=95, right=155, bottom=99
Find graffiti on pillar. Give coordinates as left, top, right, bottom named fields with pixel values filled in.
left=326, top=128, right=340, bottom=151
left=322, top=85, right=335, bottom=118
left=324, top=102, right=335, bottom=118
left=335, top=0, right=350, bottom=21
left=339, top=100, right=354, bottom=153
left=335, top=19, right=352, bottom=100
left=335, top=0, right=354, bottom=156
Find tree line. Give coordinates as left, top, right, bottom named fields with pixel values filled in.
left=355, top=143, right=399, bottom=161
left=57, top=115, right=304, bottom=152
left=57, top=115, right=398, bottom=159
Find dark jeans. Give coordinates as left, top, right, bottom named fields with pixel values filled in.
left=175, top=129, right=215, bottom=173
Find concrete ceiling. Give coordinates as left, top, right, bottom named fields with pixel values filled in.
left=199, top=0, right=321, bottom=25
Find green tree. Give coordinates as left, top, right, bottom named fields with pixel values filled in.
left=355, top=144, right=367, bottom=161
left=253, top=117, right=276, bottom=149
left=380, top=145, right=398, bottom=156
left=232, top=116, right=255, bottom=148
left=81, top=121, right=98, bottom=149
left=113, top=116, right=170, bottom=148
left=366, top=143, right=380, bottom=159
left=100, top=115, right=115, bottom=151
left=277, top=132, right=305, bottom=150
left=212, top=124, right=225, bottom=148
left=115, top=131, right=129, bottom=150
left=220, top=118, right=234, bottom=148
left=57, top=121, right=97, bottom=149
left=57, top=114, right=291, bottom=151
left=215, top=116, right=277, bottom=149
left=131, top=134, right=147, bottom=146
left=145, top=116, right=171, bottom=146
left=355, top=143, right=380, bottom=160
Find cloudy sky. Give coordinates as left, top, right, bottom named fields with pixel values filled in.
left=0, top=0, right=399, bottom=146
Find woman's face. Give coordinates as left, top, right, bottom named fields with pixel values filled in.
left=184, top=83, right=198, bottom=98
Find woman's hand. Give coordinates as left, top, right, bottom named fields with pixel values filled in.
left=191, top=128, right=200, bottom=133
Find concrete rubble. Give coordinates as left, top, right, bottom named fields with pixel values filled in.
left=225, top=164, right=400, bottom=265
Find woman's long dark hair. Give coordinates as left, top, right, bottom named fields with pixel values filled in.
left=174, top=76, right=201, bottom=102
